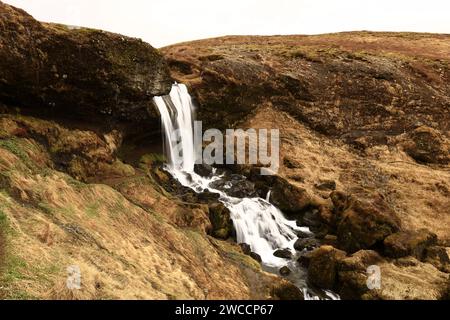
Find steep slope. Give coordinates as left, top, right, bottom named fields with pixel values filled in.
left=162, top=33, right=450, bottom=299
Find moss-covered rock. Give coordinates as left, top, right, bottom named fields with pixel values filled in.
left=208, top=203, right=233, bottom=240
left=307, top=245, right=347, bottom=289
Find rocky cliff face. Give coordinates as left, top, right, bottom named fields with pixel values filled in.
left=163, top=34, right=450, bottom=299
left=0, top=2, right=172, bottom=122
left=162, top=34, right=450, bottom=155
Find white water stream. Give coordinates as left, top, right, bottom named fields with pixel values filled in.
left=153, top=84, right=338, bottom=299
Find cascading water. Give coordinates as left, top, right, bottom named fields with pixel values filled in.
left=153, top=83, right=338, bottom=299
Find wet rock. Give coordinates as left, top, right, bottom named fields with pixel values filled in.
left=240, top=243, right=252, bottom=255
left=274, top=249, right=293, bottom=259
left=296, top=230, right=313, bottom=238
left=294, top=238, right=320, bottom=251
left=0, top=2, right=172, bottom=122
left=249, top=252, right=262, bottom=263
left=239, top=243, right=261, bottom=263
left=297, top=252, right=313, bottom=268
left=194, top=164, right=214, bottom=177
left=279, top=266, right=291, bottom=276
left=270, top=178, right=312, bottom=214
left=197, top=191, right=221, bottom=204
left=334, top=194, right=401, bottom=253
left=307, top=245, right=347, bottom=289
left=383, top=229, right=437, bottom=259
left=208, top=203, right=233, bottom=240
left=300, top=210, right=322, bottom=228
left=424, top=246, right=450, bottom=273
left=315, top=180, right=337, bottom=191
left=209, top=176, right=257, bottom=198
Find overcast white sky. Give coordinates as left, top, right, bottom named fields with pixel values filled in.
left=4, top=0, right=450, bottom=47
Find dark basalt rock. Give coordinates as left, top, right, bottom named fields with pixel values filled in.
left=249, top=252, right=262, bottom=263
left=209, top=175, right=257, bottom=198
left=197, top=191, right=221, bottom=204
left=297, top=252, right=313, bottom=268
left=294, top=238, right=321, bottom=252
left=0, top=2, right=172, bottom=123
left=279, top=266, right=292, bottom=276
left=239, top=243, right=262, bottom=263
left=240, top=243, right=252, bottom=255
left=273, top=249, right=293, bottom=259
left=194, top=164, right=214, bottom=177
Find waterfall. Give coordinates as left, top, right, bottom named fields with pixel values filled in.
left=154, top=84, right=341, bottom=299
left=154, top=83, right=309, bottom=266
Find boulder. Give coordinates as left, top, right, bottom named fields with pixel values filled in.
left=271, top=280, right=304, bottom=300
left=240, top=243, right=252, bottom=255
left=402, top=126, right=450, bottom=165
left=197, top=191, right=221, bottom=204
left=269, top=178, right=312, bottom=214
left=239, top=243, right=261, bottom=263
left=208, top=203, right=233, bottom=239
left=307, top=245, right=347, bottom=289
left=294, top=238, right=320, bottom=251
left=273, top=249, right=293, bottom=260
left=279, top=266, right=291, bottom=276
left=334, top=194, right=401, bottom=253
left=249, top=252, right=262, bottom=263
left=209, top=176, right=257, bottom=198
left=383, top=229, right=438, bottom=259
left=337, top=250, right=384, bottom=299
left=0, top=2, right=172, bottom=122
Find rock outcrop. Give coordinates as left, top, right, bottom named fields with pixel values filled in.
left=0, top=2, right=172, bottom=122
